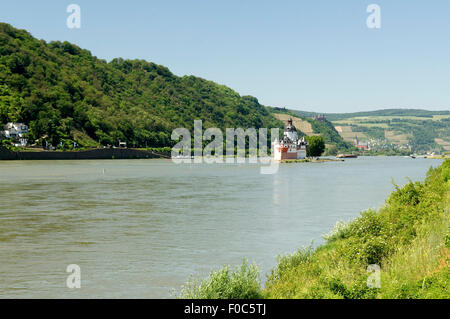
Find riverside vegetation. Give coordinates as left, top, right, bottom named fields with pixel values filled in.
left=178, top=159, right=450, bottom=299
left=2, top=23, right=447, bottom=154
left=0, top=23, right=281, bottom=148
left=0, top=23, right=353, bottom=154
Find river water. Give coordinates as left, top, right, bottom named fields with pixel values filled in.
left=0, top=156, right=443, bottom=298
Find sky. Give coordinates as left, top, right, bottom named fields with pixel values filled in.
left=0, top=0, right=449, bottom=113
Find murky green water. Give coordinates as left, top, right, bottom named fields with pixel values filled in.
left=0, top=157, right=443, bottom=298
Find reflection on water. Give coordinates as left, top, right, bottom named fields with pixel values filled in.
left=0, top=157, right=442, bottom=298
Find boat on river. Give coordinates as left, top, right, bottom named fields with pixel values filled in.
left=336, top=154, right=358, bottom=159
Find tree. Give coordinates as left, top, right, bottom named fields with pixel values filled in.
left=0, top=85, right=24, bottom=123
left=306, top=135, right=325, bottom=157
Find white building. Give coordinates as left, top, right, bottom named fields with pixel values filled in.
left=273, top=118, right=308, bottom=161
left=2, top=122, right=29, bottom=146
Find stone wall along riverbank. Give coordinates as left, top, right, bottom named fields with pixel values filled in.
left=0, top=147, right=169, bottom=160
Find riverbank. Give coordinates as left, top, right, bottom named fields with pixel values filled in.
left=178, top=159, right=450, bottom=299
left=0, top=146, right=170, bottom=160
left=283, top=158, right=344, bottom=163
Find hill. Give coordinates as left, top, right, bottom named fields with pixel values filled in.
left=270, top=108, right=353, bottom=153
left=274, top=107, right=450, bottom=154
left=1, top=22, right=446, bottom=154
left=284, top=108, right=450, bottom=122
left=332, top=115, right=450, bottom=153
left=0, top=23, right=282, bottom=148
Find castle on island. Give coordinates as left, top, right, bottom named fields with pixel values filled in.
left=273, top=118, right=309, bottom=160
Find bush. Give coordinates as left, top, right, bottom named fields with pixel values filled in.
left=387, top=181, right=424, bottom=206
left=348, top=210, right=385, bottom=237
left=323, top=221, right=352, bottom=242
left=270, top=245, right=313, bottom=281
left=0, top=138, right=14, bottom=150
left=176, top=260, right=263, bottom=299
left=441, top=160, right=450, bottom=182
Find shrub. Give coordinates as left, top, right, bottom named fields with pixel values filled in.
left=323, top=221, right=352, bottom=242
left=441, top=160, right=450, bottom=182
left=269, top=245, right=314, bottom=281
left=387, top=181, right=424, bottom=206
left=176, top=260, right=263, bottom=299
left=348, top=210, right=385, bottom=237
left=446, top=232, right=450, bottom=248
left=0, top=138, right=13, bottom=150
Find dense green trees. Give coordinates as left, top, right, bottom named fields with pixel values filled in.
left=0, top=23, right=282, bottom=148
left=305, top=135, right=325, bottom=157
left=0, top=84, right=23, bottom=123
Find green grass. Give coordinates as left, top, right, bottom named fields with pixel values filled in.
left=178, top=159, right=450, bottom=299
left=175, top=260, right=263, bottom=299
left=265, top=159, right=450, bottom=299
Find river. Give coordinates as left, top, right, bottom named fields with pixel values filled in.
left=0, top=156, right=443, bottom=298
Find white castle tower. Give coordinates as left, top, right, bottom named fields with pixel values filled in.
left=273, top=118, right=308, bottom=161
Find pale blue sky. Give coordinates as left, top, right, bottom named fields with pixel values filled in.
left=1, top=0, right=449, bottom=113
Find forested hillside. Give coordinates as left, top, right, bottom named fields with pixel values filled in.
left=0, top=23, right=282, bottom=148
left=2, top=22, right=445, bottom=153
left=332, top=116, right=450, bottom=153
left=273, top=107, right=450, bottom=153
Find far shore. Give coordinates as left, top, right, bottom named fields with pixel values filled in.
left=0, top=147, right=170, bottom=161
left=1, top=146, right=448, bottom=161
left=283, top=158, right=344, bottom=163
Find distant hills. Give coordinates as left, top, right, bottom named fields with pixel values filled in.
left=272, top=107, right=450, bottom=153
left=271, top=112, right=351, bottom=153
left=275, top=108, right=450, bottom=122
left=0, top=22, right=447, bottom=153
